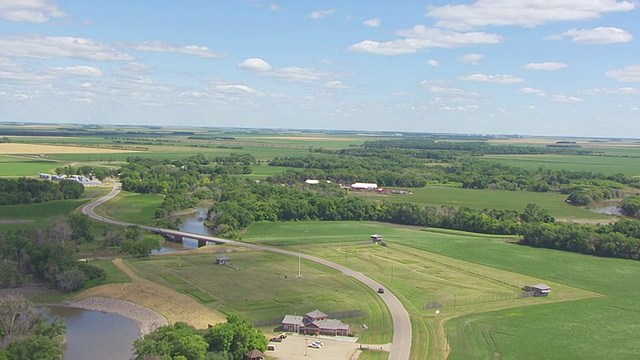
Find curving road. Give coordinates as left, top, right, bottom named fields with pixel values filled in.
left=82, top=184, right=412, bottom=360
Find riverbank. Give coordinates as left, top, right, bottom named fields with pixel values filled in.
left=68, top=297, right=168, bottom=336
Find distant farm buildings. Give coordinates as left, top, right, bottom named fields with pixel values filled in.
left=38, top=173, right=102, bottom=186
left=281, top=309, right=350, bottom=336
left=351, top=182, right=378, bottom=191
left=216, top=256, right=232, bottom=265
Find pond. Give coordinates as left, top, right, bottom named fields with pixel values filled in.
left=48, top=307, right=139, bottom=360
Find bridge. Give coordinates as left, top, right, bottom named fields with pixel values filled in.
left=154, top=230, right=224, bottom=248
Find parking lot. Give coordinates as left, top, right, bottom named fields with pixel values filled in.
left=265, top=333, right=385, bottom=360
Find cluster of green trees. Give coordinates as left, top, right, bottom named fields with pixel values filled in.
left=133, top=315, right=267, bottom=360
left=119, top=155, right=258, bottom=216
left=620, top=194, right=640, bottom=218
left=0, top=178, right=84, bottom=205
left=520, top=219, right=640, bottom=260
left=53, top=165, right=115, bottom=180
left=113, top=225, right=163, bottom=257
left=0, top=294, right=66, bottom=360
left=0, top=214, right=105, bottom=291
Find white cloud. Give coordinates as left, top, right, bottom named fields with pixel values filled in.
left=214, top=83, right=261, bottom=95
left=0, top=34, right=133, bottom=61
left=553, top=95, right=584, bottom=102
left=363, top=18, right=381, bottom=27
left=458, top=74, right=524, bottom=84
left=607, top=65, right=640, bottom=83
left=420, top=80, right=468, bottom=95
left=426, top=0, right=635, bottom=30
left=524, top=62, right=567, bottom=71
left=458, top=53, right=484, bottom=65
left=44, top=66, right=103, bottom=77
left=427, top=59, right=440, bottom=66
left=117, top=62, right=156, bottom=74
left=0, top=0, right=66, bottom=23
left=308, top=8, right=335, bottom=19
left=347, top=26, right=502, bottom=55
left=324, top=81, right=352, bottom=89
left=238, top=58, right=342, bottom=82
left=238, top=58, right=273, bottom=72
left=124, top=41, right=226, bottom=58
left=518, top=87, right=546, bottom=97
left=269, top=4, right=281, bottom=11
left=546, top=27, right=633, bottom=44
left=582, top=87, right=640, bottom=95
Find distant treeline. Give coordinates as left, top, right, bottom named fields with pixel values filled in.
left=361, top=138, right=591, bottom=155
left=0, top=178, right=84, bottom=205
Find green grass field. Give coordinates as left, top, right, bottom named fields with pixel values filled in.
left=0, top=198, right=91, bottom=231
left=352, top=186, right=612, bottom=221
left=126, top=250, right=393, bottom=344
left=242, top=221, right=597, bottom=360
left=0, top=155, right=63, bottom=176
left=92, top=191, right=164, bottom=225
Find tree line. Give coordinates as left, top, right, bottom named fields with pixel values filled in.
left=0, top=178, right=84, bottom=206
left=133, top=315, right=267, bottom=360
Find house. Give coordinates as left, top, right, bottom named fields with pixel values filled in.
left=216, top=256, right=231, bottom=265
left=281, top=310, right=350, bottom=336
left=351, top=182, right=378, bottom=190
left=371, top=234, right=383, bottom=243
left=244, top=349, right=266, bottom=360
left=522, top=283, right=551, bottom=297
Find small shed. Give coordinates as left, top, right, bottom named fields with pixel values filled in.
left=216, top=256, right=232, bottom=265
left=523, top=283, right=551, bottom=297
left=371, top=234, right=384, bottom=242
left=244, top=349, right=266, bottom=360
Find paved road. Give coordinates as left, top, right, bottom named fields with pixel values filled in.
left=82, top=184, right=412, bottom=360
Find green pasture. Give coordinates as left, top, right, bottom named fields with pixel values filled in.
left=92, top=191, right=163, bottom=225
left=352, top=186, right=611, bottom=221
left=483, top=154, right=640, bottom=176
left=0, top=155, right=63, bottom=176
left=126, top=250, right=393, bottom=344
left=359, top=350, right=390, bottom=360
left=242, top=221, right=597, bottom=359
left=0, top=198, right=91, bottom=231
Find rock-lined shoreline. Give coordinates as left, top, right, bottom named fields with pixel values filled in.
left=69, top=297, right=168, bottom=336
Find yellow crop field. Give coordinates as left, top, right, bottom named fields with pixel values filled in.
left=0, top=143, right=139, bottom=154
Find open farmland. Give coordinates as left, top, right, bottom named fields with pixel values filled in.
left=0, top=143, right=141, bottom=154
left=125, top=249, right=393, bottom=344
left=0, top=155, right=63, bottom=176
left=93, top=191, right=164, bottom=225
left=483, top=154, right=640, bottom=177
left=241, top=221, right=598, bottom=360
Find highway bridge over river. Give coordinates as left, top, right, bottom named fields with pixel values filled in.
left=82, top=183, right=413, bottom=360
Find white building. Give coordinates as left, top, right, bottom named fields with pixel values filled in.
left=351, top=182, right=378, bottom=190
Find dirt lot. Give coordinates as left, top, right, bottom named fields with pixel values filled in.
left=266, top=333, right=389, bottom=360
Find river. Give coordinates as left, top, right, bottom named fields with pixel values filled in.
left=155, top=206, right=214, bottom=253
left=48, top=307, right=139, bottom=360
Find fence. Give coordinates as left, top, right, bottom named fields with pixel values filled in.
left=424, top=292, right=538, bottom=310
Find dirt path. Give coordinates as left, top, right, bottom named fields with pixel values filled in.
left=75, top=258, right=226, bottom=329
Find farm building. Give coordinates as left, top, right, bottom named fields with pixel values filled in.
left=216, top=256, right=232, bottom=265
left=351, top=182, right=378, bottom=190
left=281, top=309, right=350, bottom=336
left=244, top=349, right=265, bottom=360
left=305, top=179, right=320, bottom=184
left=522, top=283, right=551, bottom=297
left=371, top=234, right=384, bottom=242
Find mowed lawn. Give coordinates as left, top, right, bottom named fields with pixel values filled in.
left=93, top=191, right=164, bottom=225
left=242, top=221, right=597, bottom=360
left=125, top=250, right=393, bottom=344
left=352, top=186, right=612, bottom=221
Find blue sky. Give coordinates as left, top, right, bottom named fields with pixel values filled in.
left=0, top=0, right=638, bottom=137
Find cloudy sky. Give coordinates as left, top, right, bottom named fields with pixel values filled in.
left=0, top=0, right=638, bottom=137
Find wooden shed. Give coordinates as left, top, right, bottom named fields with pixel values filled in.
left=244, top=349, right=266, bottom=360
